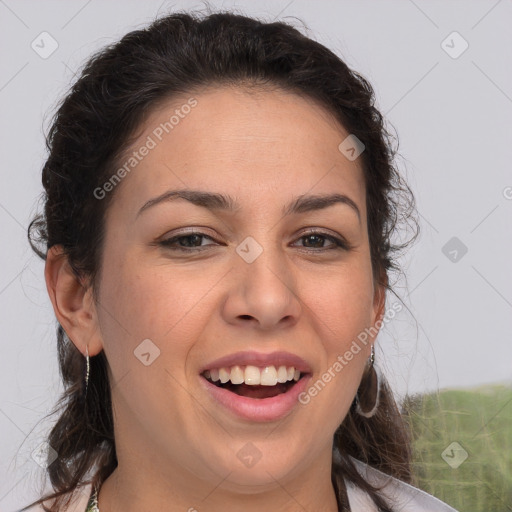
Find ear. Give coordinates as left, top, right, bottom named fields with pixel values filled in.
left=44, top=245, right=103, bottom=356
left=368, top=269, right=388, bottom=355
left=372, top=270, right=387, bottom=325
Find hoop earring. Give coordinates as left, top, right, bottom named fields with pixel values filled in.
left=355, top=345, right=380, bottom=418
left=84, top=345, right=90, bottom=398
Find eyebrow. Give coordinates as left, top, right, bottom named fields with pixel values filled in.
left=136, top=189, right=361, bottom=223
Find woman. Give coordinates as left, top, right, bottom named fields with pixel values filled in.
left=22, top=9, right=458, bottom=512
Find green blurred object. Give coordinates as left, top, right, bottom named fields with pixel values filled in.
left=402, top=383, right=512, bottom=512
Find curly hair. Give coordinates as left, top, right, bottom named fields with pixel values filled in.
left=23, top=7, right=419, bottom=512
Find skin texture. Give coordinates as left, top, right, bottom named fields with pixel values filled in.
left=45, top=86, right=386, bottom=512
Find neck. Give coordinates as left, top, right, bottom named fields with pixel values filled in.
left=97, top=448, right=340, bottom=512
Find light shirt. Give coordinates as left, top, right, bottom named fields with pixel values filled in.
left=346, top=457, right=459, bottom=511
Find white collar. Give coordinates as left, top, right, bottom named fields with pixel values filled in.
left=344, top=456, right=459, bottom=512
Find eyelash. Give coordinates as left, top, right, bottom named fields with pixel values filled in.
left=158, top=231, right=351, bottom=253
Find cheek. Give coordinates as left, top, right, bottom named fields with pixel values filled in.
left=96, top=256, right=223, bottom=370
left=304, top=262, right=375, bottom=345
left=99, top=258, right=176, bottom=333
left=305, top=272, right=373, bottom=415
left=94, top=261, right=209, bottom=418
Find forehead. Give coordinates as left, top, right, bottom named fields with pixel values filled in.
left=108, top=86, right=366, bottom=220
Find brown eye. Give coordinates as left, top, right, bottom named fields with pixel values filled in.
left=301, top=234, right=333, bottom=248
left=293, top=232, right=350, bottom=251
left=159, top=233, right=217, bottom=251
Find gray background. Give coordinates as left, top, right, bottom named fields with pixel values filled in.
left=1, top=1, right=511, bottom=510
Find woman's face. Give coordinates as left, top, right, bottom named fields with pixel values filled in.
left=89, top=86, right=385, bottom=493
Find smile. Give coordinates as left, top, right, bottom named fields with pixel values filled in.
left=200, top=365, right=312, bottom=422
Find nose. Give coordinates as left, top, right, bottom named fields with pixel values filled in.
left=222, top=238, right=302, bottom=331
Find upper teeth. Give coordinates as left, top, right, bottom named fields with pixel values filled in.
left=204, top=365, right=301, bottom=386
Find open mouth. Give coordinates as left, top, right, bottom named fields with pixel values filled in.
left=204, top=377, right=300, bottom=399
left=201, top=368, right=310, bottom=400
left=199, top=364, right=312, bottom=421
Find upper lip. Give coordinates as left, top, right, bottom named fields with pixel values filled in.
left=200, top=350, right=313, bottom=374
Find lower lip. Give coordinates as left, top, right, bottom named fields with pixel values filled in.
left=200, top=374, right=311, bottom=422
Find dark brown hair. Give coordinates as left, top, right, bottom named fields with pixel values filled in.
left=23, top=7, right=418, bottom=511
